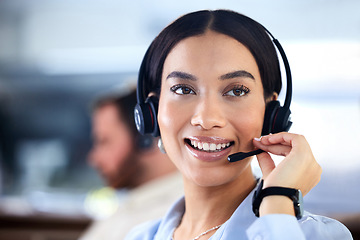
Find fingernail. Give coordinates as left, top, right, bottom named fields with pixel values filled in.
left=254, top=137, right=262, bottom=142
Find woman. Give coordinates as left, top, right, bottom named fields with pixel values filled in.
left=127, top=9, right=352, bottom=239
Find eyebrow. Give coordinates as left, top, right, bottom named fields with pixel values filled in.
left=219, top=70, right=255, bottom=81
left=166, top=70, right=255, bottom=81
left=166, top=71, right=197, bottom=81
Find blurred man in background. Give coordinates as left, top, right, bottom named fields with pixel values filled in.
left=79, top=88, right=182, bottom=240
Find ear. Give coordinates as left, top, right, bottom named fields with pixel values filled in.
left=271, top=92, right=278, bottom=101
left=265, top=92, right=278, bottom=104
left=148, top=91, right=157, bottom=98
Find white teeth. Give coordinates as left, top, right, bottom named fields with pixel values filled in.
left=188, top=140, right=231, bottom=152
left=203, top=143, right=209, bottom=151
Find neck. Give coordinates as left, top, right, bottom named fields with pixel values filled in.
left=175, top=166, right=256, bottom=239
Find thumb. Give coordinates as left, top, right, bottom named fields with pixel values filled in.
left=256, top=152, right=276, bottom=179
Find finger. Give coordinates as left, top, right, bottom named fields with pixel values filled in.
left=260, top=133, right=294, bottom=146
left=256, top=152, right=275, bottom=179
left=253, top=138, right=292, bottom=156
left=265, top=145, right=291, bottom=157
left=268, top=134, right=312, bottom=159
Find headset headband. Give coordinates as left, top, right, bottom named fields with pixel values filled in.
left=262, top=27, right=292, bottom=110
left=136, top=47, right=150, bottom=105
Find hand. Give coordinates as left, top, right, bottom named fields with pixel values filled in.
left=253, top=132, right=322, bottom=196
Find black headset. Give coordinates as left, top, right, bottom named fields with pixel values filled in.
left=134, top=27, right=292, bottom=138
left=134, top=46, right=161, bottom=137
left=261, top=27, right=293, bottom=135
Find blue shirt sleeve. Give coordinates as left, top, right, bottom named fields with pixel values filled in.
left=246, top=213, right=353, bottom=240
left=247, top=214, right=306, bottom=240
left=299, top=214, right=353, bottom=240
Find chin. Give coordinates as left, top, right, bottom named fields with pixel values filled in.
left=185, top=159, right=253, bottom=188
left=186, top=167, right=236, bottom=188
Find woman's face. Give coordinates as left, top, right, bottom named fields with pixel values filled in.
left=158, top=30, right=268, bottom=187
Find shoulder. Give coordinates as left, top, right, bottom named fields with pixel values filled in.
left=299, top=211, right=353, bottom=239
left=124, top=219, right=161, bottom=240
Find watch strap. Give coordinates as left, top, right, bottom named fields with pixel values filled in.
left=252, top=179, right=303, bottom=219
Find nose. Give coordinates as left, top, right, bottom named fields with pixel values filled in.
left=190, top=96, right=226, bottom=130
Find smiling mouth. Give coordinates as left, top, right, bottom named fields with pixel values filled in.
left=185, top=139, right=234, bottom=152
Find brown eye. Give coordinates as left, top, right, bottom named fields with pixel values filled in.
left=232, top=88, right=245, bottom=96
left=170, top=84, right=195, bottom=95
left=224, top=85, right=250, bottom=97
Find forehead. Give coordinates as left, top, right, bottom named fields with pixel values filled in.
left=163, top=31, right=259, bottom=78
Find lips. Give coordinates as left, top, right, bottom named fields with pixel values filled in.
left=184, top=136, right=234, bottom=161
left=186, top=139, right=232, bottom=152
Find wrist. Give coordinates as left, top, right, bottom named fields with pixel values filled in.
left=259, top=195, right=295, bottom=217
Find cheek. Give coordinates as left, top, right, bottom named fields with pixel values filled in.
left=229, top=100, right=265, bottom=148
left=158, top=94, right=191, bottom=166
left=158, top=98, right=181, bottom=149
left=104, top=129, right=134, bottom=169
left=116, top=132, right=134, bottom=159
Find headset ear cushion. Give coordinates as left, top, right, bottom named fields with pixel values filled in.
left=273, top=106, right=292, bottom=134
left=262, top=101, right=280, bottom=136
left=146, top=96, right=160, bottom=137
left=134, top=96, right=160, bottom=137
left=134, top=102, right=152, bottom=136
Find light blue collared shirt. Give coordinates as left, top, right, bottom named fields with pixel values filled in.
left=125, top=186, right=353, bottom=240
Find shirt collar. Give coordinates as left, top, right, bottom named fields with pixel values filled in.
left=154, top=179, right=260, bottom=239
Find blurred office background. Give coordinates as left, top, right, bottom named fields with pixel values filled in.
left=0, top=0, right=359, bottom=239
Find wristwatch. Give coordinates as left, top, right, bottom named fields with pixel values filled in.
left=252, top=179, right=304, bottom=220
